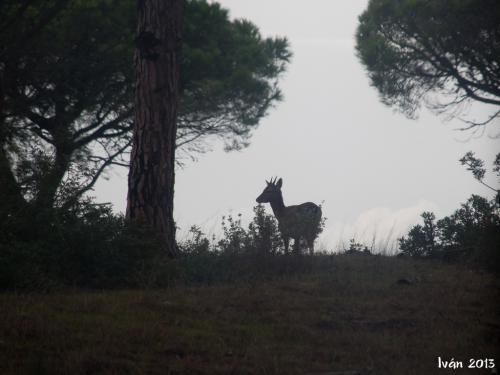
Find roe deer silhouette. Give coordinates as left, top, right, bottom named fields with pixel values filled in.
left=256, top=177, right=322, bottom=254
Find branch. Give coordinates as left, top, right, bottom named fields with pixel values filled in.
left=61, top=138, right=132, bottom=210
left=413, top=28, right=500, bottom=106
left=456, top=109, right=500, bottom=130
left=72, top=91, right=132, bottom=139
left=74, top=112, right=132, bottom=147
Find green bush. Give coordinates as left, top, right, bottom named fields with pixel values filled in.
left=177, top=205, right=284, bottom=257
left=398, top=195, right=500, bottom=271
left=399, top=212, right=438, bottom=257
left=168, top=205, right=325, bottom=285
left=0, top=201, right=165, bottom=290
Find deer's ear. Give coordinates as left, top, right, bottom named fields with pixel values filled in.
left=277, top=178, right=283, bottom=188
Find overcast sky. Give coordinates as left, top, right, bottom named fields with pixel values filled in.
left=95, top=0, right=500, bottom=252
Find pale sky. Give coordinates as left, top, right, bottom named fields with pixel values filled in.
left=95, top=0, right=500, bottom=252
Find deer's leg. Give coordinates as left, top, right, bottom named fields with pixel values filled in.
left=283, top=236, right=290, bottom=254
left=307, top=238, right=315, bottom=256
left=293, top=237, right=300, bottom=254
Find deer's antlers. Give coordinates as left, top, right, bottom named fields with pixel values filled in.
left=266, top=177, right=278, bottom=186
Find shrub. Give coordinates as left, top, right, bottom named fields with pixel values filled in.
left=187, top=205, right=284, bottom=256
left=398, top=195, right=500, bottom=271
left=0, top=200, right=165, bottom=290
left=247, top=204, right=283, bottom=254
left=344, top=238, right=371, bottom=254
left=399, top=212, right=438, bottom=257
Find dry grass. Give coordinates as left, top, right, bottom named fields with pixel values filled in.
left=0, top=254, right=498, bottom=374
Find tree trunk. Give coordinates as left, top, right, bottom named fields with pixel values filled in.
left=126, top=0, right=183, bottom=257
left=0, top=72, right=27, bottom=216
left=34, top=147, right=71, bottom=211
left=0, top=145, right=27, bottom=214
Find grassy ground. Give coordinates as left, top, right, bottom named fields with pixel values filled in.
left=0, top=254, right=498, bottom=375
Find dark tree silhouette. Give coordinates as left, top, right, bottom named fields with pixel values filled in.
left=126, top=0, right=183, bottom=257
left=356, top=0, right=500, bottom=128
left=0, top=0, right=290, bottom=213
left=0, top=0, right=135, bottom=213
left=0, top=0, right=70, bottom=214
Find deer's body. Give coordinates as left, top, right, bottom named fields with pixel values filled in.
left=256, top=178, right=322, bottom=254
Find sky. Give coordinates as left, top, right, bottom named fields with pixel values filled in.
left=95, top=0, right=500, bottom=252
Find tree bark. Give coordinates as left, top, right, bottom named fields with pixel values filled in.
left=126, top=0, right=183, bottom=257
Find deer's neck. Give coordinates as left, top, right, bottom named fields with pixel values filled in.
left=270, top=193, right=286, bottom=219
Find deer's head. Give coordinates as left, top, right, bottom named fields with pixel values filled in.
left=256, top=177, right=283, bottom=203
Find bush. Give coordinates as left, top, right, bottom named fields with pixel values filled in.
left=0, top=200, right=165, bottom=290
left=169, top=205, right=325, bottom=285
left=343, top=238, right=371, bottom=254
left=399, top=212, right=438, bottom=257
left=214, top=205, right=283, bottom=255
left=398, top=195, right=500, bottom=271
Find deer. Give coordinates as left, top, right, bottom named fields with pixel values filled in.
left=256, top=177, right=322, bottom=255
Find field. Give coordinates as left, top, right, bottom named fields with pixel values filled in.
left=1, top=254, right=498, bottom=375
